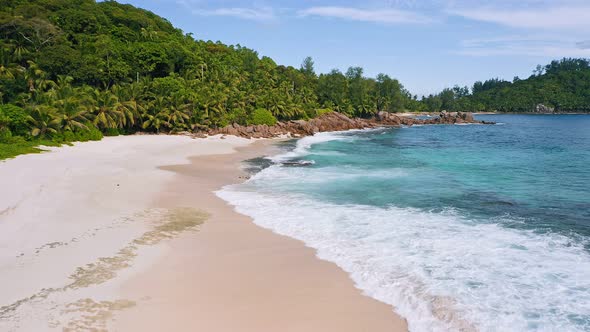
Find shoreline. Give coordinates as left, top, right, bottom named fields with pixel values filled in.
left=0, top=135, right=407, bottom=331
left=113, top=138, right=407, bottom=331
left=0, top=135, right=254, bottom=331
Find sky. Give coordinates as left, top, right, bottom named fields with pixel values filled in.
left=118, top=0, right=590, bottom=96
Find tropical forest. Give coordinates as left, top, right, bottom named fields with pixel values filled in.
left=1, top=0, right=590, bottom=159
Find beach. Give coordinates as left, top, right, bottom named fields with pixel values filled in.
left=0, top=135, right=406, bottom=331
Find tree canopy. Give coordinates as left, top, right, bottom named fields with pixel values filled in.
left=0, top=0, right=421, bottom=146
left=0, top=0, right=588, bottom=159
left=422, top=58, right=590, bottom=113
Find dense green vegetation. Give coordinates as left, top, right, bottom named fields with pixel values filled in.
left=422, top=58, right=590, bottom=113
left=0, top=0, right=419, bottom=158
left=1, top=0, right=589, bottom=159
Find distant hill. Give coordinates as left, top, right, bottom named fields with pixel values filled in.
left=422, top=58, right=590, bottom=113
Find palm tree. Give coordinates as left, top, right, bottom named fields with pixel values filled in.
left=166, top=94, right=191, bottom=131
left=53, top=91, right=90, bottom=132
left=0, top=64, right=15, bottom=79
left=24, top=61, right=55, bottom=94
left=27, top=106, right=60, bottom=137
left=143, top=97, right=171, bottom=133
left=88, top=88, right=124, bottom=129
left=111, top=84, right=142, bottom=128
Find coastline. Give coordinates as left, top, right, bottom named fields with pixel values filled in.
left=0, top=134, right=406, bottom=331
left=113, top=138, right=407, bottom=331
left=0, top=135, right=253, bottom=330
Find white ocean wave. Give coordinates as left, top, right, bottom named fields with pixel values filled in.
left=217, top=188, right=590, bottom=332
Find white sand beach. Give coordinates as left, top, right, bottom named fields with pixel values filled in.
left=0, top=135, right=406, bottom=331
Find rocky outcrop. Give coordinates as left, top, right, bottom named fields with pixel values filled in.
left=202, top=111, right=493, bottom=139
left=534, top=104, right=555, bottom=113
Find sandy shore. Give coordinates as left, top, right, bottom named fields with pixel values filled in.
left=0, top=135, right=406, bottom=331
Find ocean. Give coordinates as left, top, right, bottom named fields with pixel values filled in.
left=217, top=114, right=590, bottom=331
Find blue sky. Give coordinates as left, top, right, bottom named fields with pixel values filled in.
left=119, top=0, right=590, bottom=96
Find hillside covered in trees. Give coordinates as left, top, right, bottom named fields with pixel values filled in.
left=0, top=0, right=589, bottom=158
left=423, top=58, right=590, bottom=113
left=0, top=0, right=419, bottom=148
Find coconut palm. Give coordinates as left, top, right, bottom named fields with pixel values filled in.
left=27, top=106, right=60, bottom=137
left=88, top=88, right=124, bottom=129
left=142, top=96, right=171, bottom=133
left=53, top=92, right=90, bottom=132
left=166, top=94, right=191, bottom=131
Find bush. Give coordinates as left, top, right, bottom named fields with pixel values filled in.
left=220, top=108, right=248, bottom=127
left=315, top=108, right=333, bottom=117
left=75, top=126, right=103, bottom=141
left=51, top=130, right=77, bottom=143
left=103, top=128, right=120, bottom=136
left=0, top=128, right=12, bottom=143
left=49, top=126, right=104, bottom=143
left=248, top=108, right=277, bottom=126
left=0, top=104, right=29, bottom=136
left=151, top=76, right=186, bottom=96
left=0, top=109, right=11, bottom=132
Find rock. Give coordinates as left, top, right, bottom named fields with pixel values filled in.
left=205, top=110, right=492, bottom=139
left=458, top=112, right=474, bottom=122
left=535, top=104, right=555, bottom=113
left=377, top=111, right=403, bottom=125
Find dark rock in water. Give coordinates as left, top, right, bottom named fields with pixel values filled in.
left=459, top=111, right=474, bottom=122
left=484, top=200, right=516, bottom=206
left=242, top=156, right=274, bottom=174
left=281, top=160, right=315, bottom=167
left=199, top=111, right=493, bottom=139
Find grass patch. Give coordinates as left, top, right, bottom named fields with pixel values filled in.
left=0, top=128, right=104, bottom=161
left=0, top=138, right=65, bottom=161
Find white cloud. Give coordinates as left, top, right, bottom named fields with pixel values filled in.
left=446, top=2, right=590, bottom=56
left=456, top=35, right=590, bottom=57
left=177, top=1, right=277, bottom=22
left=449, top=5, right=590, bottom=31
left=298, top=6, right=433, bottom=24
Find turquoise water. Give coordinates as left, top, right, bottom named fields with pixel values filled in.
left=218, top=115, right=590, bottom=331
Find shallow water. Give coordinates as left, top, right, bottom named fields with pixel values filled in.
left=218, top=115, right=590, bottom=331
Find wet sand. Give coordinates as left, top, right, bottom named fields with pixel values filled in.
left=114, top=140, right=407, bottom=332
left=0, top=135, right=406, bottom=331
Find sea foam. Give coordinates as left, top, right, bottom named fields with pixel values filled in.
left=217, top=130, right=590, bottom=332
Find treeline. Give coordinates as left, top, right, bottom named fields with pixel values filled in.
left=1, top=0, right=590, bottom=159
left=422, top=58, right=590, bottom=113
left=0, top=0, right=420, bottom=152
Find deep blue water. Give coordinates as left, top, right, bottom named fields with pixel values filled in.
left=301, top=115, right=590, bottom=240
left=219, top=115, right=590, bottom=331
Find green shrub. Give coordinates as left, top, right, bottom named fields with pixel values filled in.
left=151, top=76, right=186, bottom=96
left=49, top=126, right=104, bottom=143
left=219, top=108, right=248, bottom=127
left=63, top=130, right=76, bottom=142
left=248, top=108, right=277, bottom=126
left=0, top=128, right=12, bottom=143
left=0, top=110, right=11, bottom=133
left=0, top=104, right=29, bottom=136
left=87, top=127, right=104, bottom=141
left=103, top=128, right=120, bottom=136
left=74, top=126, right=103, bottom=141
left=315, top=108, right=333, bottom=117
